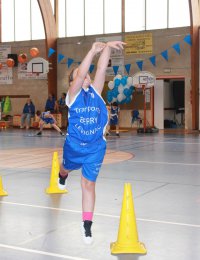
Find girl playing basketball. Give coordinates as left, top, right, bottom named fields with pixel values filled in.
left=58, top=41, right=126, bottom=244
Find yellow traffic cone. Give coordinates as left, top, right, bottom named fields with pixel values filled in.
left=0, top=176, right=8, bottom=196
left=45, top=152, right=68, bottom=194
left=110, top=183, right=147, bottom=254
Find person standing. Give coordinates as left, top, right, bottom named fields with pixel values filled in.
left=58, top=92, right=68, bottom=128
left=107, top=102, right=120, bottom=137
left=58, top=41, right=126, bottom=244
left=20, top=98, right=35, bottom=129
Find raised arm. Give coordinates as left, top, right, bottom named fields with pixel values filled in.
left=93, top=41, right=126, bottom=94
left=68, top=42, right=106, bottom=101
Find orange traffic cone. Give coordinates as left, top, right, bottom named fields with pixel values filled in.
left=0, top=176, right=8, bottom=196
left=110, top=183, right=147, bottom=254
left=45, top=152, right=68, bottom=194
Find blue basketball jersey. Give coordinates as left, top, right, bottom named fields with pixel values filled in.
left=66, top=85, right=108, bottom=144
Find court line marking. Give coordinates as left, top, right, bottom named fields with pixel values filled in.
left=128, top=160, right=200, bottom=166
left=0, top=243, right=88, bottom=260
left=0, top=201, right=199, bottom=229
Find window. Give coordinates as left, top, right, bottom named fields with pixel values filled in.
left=125, top=0, right=145, bottom=32
left=146, top=0, right=167, bottom=30
left=85, top=0, right=103, bottom=35
left=169, top=0, right=190, bottom=28
left=66, top=0, right=84, bottom=37
left=104, top=0, right=121, bottom=34
left=2, top=0, right=14, bottom=42
left=31, top=0, right=45, bottom=40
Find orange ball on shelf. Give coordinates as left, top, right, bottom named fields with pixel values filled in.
left=0, top=63, right=3, bottom=69
left=18, top=53, right=28, bottom=63
left=6, top=58, right=15, bottom=67
left=30, top=47, right=39, bottom=57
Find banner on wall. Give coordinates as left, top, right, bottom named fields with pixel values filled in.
left=0, top=45, right=13, bottom=84
left=125, top=33, right=153, bottom=55
left=96, top=36, right=124, bottom=76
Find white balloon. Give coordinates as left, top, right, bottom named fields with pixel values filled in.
left=118, top=84, right=124, bottom=94
left=117, top=93, right=126, bottom=102
left=112, top=97, right=117, bottom=103
left=114, top=74, right=122, bottom=81
left=127, top=77, right=133, bottom=87
left=108, top=81, right=114, bottom=89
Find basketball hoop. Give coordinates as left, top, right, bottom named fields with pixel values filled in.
left=132, top=71, right=156, bottom=133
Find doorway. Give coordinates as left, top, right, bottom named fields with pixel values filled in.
left=164, top=79, right=185, bottom=129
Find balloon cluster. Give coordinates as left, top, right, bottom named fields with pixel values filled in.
left=106, top=75, right=135, bottom=104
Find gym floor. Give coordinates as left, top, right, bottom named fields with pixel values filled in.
left=0, top=128, right=199, bottom=260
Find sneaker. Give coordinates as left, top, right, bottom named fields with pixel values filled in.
left=58, top=173, right=68, bottom=190
left=82, top=220, right=93, bottom=245
left=60, top=132, right=65, bottom=136
left=116, top=133, right=120, bottom=137
left=36, top=131, right=42, bottom=136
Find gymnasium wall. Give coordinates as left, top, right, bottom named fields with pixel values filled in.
left=0, top=27, right=192, bottom=129
left=57, top=27, right=192, bottom=129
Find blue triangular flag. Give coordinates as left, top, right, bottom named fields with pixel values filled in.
left=113, top=66, right=119, bottom=75
left=184, top=34, right=192, bottom=46
left=125, top=64, right=131, bottom=74
left=67, top=58, right=74, bottom=68
left=48, top=48, right=56, bottom=58
left=161, top=50, right=168, bottom=61
left=89, top=64, right=95, bottom=73
left=136, top=61, right=143, bottom=71
left=58, top=53, right=65, bottom=63
left=149, top=56, right=156, bottom=66
left=172, top=43, right=180, bottom=55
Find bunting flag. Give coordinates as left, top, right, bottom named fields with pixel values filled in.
left=184, top=34, right=192, bottom=46
left=89, top=64, right=95, bottom=73
left=58, top=53, right=65, bottom=63
left=136, top=60, right=143, bottom=71
left=172, top=43, right=180, bottom=55
left=161, top=50, right=168, bottom=61
left=54, top=34, right=191, bottom=72
left=149, top=56, right=156, bottom=66
left=113, top=65, right=119, bottom=75
left=48, top=48, right=56, bottom=58
left=67, top=58, right=74, bottom=68
left=125, top=64, right=131, bottom=74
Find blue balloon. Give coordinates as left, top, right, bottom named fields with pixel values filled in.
left=107, top=90, right=113, bottom=97
left=130, top=86, right=135, bottom=93
left=114, top=78, right=121, bottom=87
left=123, top=88, right=132, bottom=97
left=112, top=88, right=119, bottom=98
left=121, top=77, right=127, bottom=86
left=126, top=96, right=132, bottom=103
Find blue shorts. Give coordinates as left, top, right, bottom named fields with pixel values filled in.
left=62, top=136, right=106, bottom=182
left=42, top=118, right=55, bottom=125
left=110, top=115, right=118, bottom=125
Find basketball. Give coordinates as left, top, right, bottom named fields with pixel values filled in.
left=32, top=121, right=39, bottom=128
left=6, top=58, right=15, bottom=67
left=30, top=47, right=39, bottom=57
left=18, top=53, right=28, bottom=63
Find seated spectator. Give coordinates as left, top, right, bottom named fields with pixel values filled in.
left=58, top=92, right=68, bottom=128
left=45, top=94, right=56, bottom=113
left=20, top=98, right=35, bottom=129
